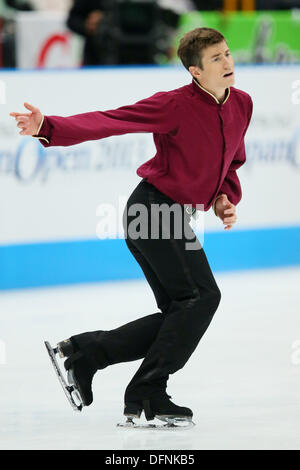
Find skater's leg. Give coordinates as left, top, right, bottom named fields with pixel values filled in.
left=68, top=236, right=172, bottom=367
left=56, top=192, right=175, bottom=407
left=71, top=313, right=163, bottom=366
left=124, top=241, right=221, bottom=401
left=124, top=237, right=172, bottom=315
left=63, top=309, right=167, bottom=407
left=123, top=182, right=221, bottom=404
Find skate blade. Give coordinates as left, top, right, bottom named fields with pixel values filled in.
left=156, top=415, right=195, bottom=429
left=44, top=341, right=83, bottom=412
left=117, top=416, right=195, bottom=430
left=67, top=368, right=87, bottom=408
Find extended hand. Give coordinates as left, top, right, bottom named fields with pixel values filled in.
left=215, top=194, right=237, bottom=230
left=9, top=102, right=43, bottom=136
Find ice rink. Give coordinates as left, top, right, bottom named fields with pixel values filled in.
left=1, top=267, right=300, bottom=450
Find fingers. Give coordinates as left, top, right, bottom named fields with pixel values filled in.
left=224, top=218, right=236, bottom=224
left=216, top=195, right=237, bottom=230
left=223, top=206, right=236, bottom=229
left=220, top=195, right=235, bottom=212
left=10, top=112, right=32, bottom=117
left=10, top=102, right=39, bottom=117
left=223, top=209, right=236, bottom=221
left=16, top=116, right=29, bottom=123
left=24, top=102, right=39, bottom=113
left=223, top=212, right=237, bottom=224
left=16, top=117, right=29, bottom=127
left=16, top=116, right=30, bottom=134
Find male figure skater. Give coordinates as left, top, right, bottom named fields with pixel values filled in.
left=10, top=28, right=253, bottom=425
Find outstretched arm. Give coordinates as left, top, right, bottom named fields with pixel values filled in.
left=9, top=92, right=178, bottom=147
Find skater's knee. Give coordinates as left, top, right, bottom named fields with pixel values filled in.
left=168, top=285, right=221, bottom=315
left=208, top=285, right=221, bottom=312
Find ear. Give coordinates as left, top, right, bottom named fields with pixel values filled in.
left=188, top=65, right=202, bottom=80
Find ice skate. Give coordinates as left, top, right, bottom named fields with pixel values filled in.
left=44, top=339, right=96, bottom=411
left=117, top=393, right=195, bottom=430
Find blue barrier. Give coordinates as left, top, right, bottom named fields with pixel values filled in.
left=0, top=225, right=299, bottom=290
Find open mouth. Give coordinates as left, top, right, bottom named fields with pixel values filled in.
left=223, top=72, right=234, bottom=77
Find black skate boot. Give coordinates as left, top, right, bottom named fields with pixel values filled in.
left=123, top=401, right=143, bottom=419
left=45, top=337, right=98, bottom=411
left=57, top=338, right=76, bottom=358
left=119, top=393, right=195, bottom=430
left=142, top=393, right=193, bottom=422
left=64, top=350, right=97, bottom=407
left=55, top=337, right=95, bottom=406
left=57, top=335, right=109, bottom=406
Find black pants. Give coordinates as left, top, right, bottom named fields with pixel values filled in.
left=72, top=180, right=221, bottom=402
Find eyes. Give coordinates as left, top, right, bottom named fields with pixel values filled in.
left=213, top=52, right=231, bottom=62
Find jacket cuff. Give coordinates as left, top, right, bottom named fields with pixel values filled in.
left=32, top=115, right=50, bottom=145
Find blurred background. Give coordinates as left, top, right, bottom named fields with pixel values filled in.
left=1, top=0, right=300, bottom=68
left=0, top=0, right=300, bottom=451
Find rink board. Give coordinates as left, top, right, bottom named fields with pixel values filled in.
left=0, top=226, right=299, bottom=290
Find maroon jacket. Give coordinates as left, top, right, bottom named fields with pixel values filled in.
left=35, top=79, right=253, bottom=211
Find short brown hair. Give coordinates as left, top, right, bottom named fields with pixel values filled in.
left=177, top=27, right=226, bottom=70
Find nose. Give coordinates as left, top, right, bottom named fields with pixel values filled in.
left=223, top=56, right=232, bottom=69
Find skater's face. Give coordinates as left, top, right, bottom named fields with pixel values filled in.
left=189, top=41, right=235, bottom=98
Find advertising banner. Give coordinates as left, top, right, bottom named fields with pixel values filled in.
left=15, top=11, right=82, bottom=69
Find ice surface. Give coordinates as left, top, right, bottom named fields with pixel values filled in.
left=0, top=267, right=300, bottom=450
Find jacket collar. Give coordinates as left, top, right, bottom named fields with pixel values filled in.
left=192, top=78, right=230, bottom=105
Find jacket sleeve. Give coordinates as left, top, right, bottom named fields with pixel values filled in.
left=216, top=96, right=253, bottom=206
left=32, top=92, right=178, bottom=148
